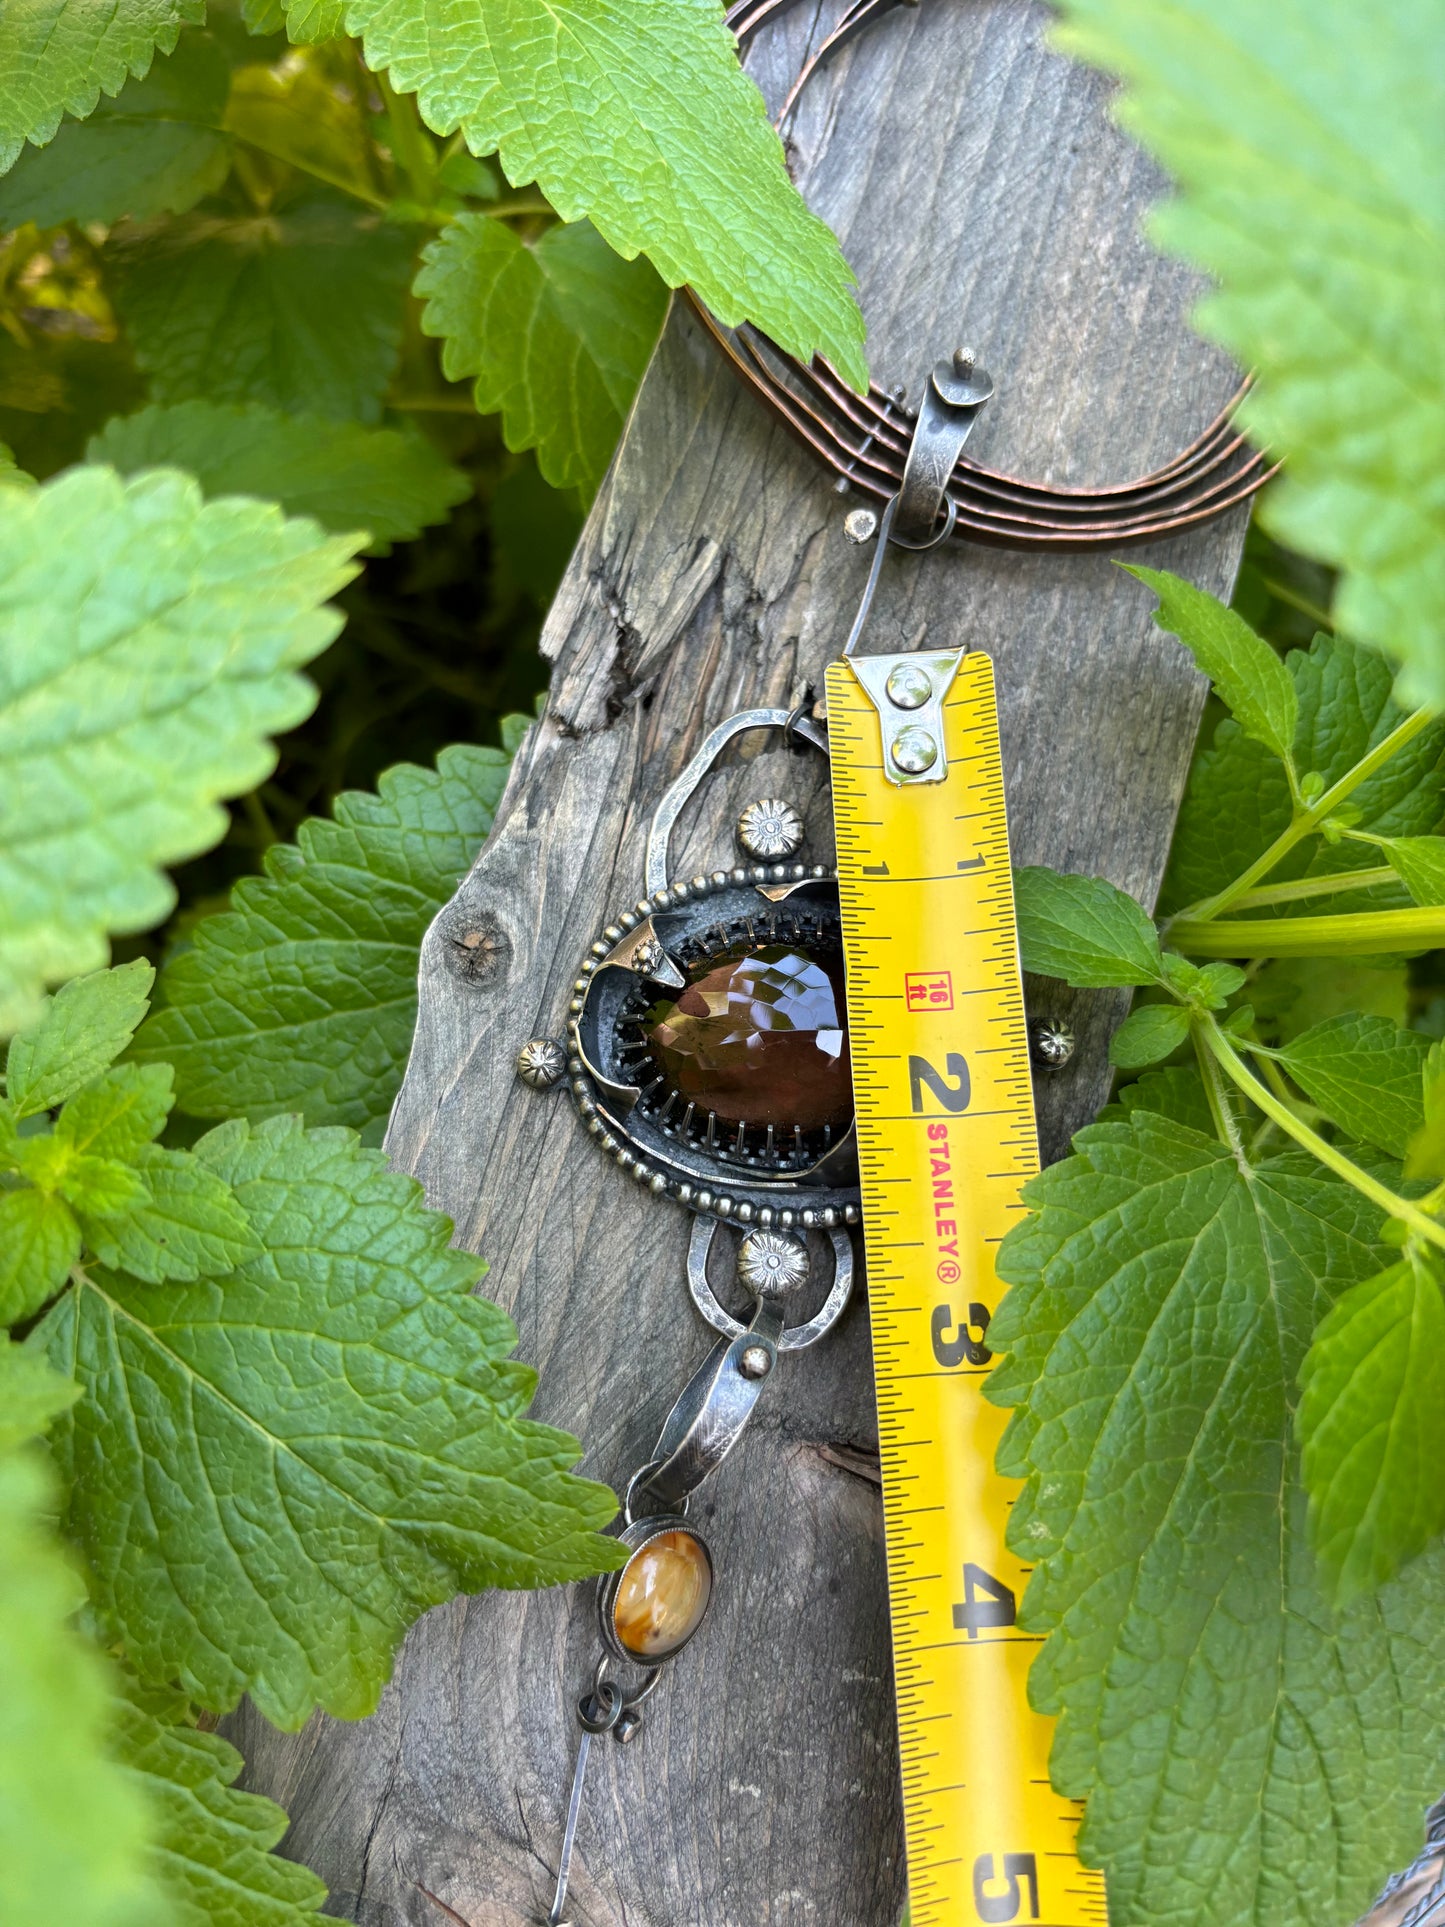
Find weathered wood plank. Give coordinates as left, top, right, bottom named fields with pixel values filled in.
left=231, top=3, right=1250, bottom=1921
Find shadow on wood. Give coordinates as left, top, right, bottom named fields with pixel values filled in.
left=229, top=2, right=1250, bottom=1920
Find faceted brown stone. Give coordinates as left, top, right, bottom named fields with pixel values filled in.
left=644, top=943, right=852, bottom=1131
left=613, top=1529, right=712, bottom=1660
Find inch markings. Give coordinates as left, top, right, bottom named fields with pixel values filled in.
left=828, top=651, right=1107, bottom=1927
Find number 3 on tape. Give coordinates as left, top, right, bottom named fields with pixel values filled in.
left=828, top=649, right=1108, bottom=1927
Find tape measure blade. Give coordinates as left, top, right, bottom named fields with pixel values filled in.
left=827, top=651, right=1106, bottom=1927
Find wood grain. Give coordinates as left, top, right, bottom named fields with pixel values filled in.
left=230, top=3, right=1251, bottom=1920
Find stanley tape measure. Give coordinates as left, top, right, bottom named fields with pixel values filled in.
left=826, top=648, right=1108, bottom=1927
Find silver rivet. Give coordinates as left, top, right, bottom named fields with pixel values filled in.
left=515, top=1039, right=566, bottom=1089
left=738, top=798, right=804, bottom=862
left=891, top=726, right=938, bottom=774
left=885, top=663, right=933, bottom=710
left=739, top=1344, right=773, bottom=1381
left=843, top=508, right=878, bottom=544
left=954, top=346, right=976, bottom=377
left=631, top=936, right=664, bottom=977
left=1029, top=1018, right=1076, bottom=1070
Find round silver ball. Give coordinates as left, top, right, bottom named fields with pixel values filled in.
left=737, top=798, right=805, bottom=863
left=843, top=507, right=879, bottom=544
left=515, top=1038, right=567, bottom=1089
left=738, top=1344, right=773, bottom=1381
left=631, top=936, right=665, bottom=978
left=1029, top=1018, right=1076, bottom=1070
left=738, top=1229, right=808, bottom=1298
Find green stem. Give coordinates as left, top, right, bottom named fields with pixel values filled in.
left=1200, top=1019, right=1445, bottom=1250
left=225, top=129, right=391, bottom=212
left=1228, top=865, right=1398, bottom=911
left=377, top=70, right=435, bottom=206
left=1260, top=577, right=1334, bottom=632
left=1169, top=905, right=1445, bottom=958
left=1170, top=707, right=1436, bottom=924
left=1193, top=1026, right=1245, bottom=1160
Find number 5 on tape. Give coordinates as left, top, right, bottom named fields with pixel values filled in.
left=827, top=648, right=1107, bottom=1927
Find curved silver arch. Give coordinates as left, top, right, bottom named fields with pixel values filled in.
left=687, top=1214, right=855, bottom=1352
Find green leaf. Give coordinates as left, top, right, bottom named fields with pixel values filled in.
left=416, top=215, right=668, bottom=494
left=136, top=744, right=511, bottom=1140
left=222, top=54, right=376, bottom=195
left=1128, top=566, right=1298, bottom=766
left=335, top=0, right=867, bottom=387
left=38, top=1147, right=150, bottom=1220
left=1054, top=0, right=1445, bottom=704
left=1100, top=1063, right=1215, bottom=1135
left=0, top=0, right=203, bottom=172
left=111, top=197, right=414, bottom=423
left=0, top=31, right=230, bottom=226
left=1298, top=1251, right=1445, bottom=1604
left=242, top=0, right=348, bottom=43
left=0, top=1342, right=158, bottom=1927
left=1379, top=834, right=1445, bottom=907
left=37, top=1114, right=623, bottom=1727
left=1161, top=632, right=1445, bottom=918
left=0, top=1188, right=81, bottom=1326
left=113, top=1683, right=327, bottom=1922
left=1014, top=866, right=1164, bottom=987
left=987, top=1108, right=1445, bottom=1927
left=89, top=401, right=471, bottom=543
left=0, top=467, right=361, bottom=1034
left=1277, top=1013, right=1430, bottom=1157
left=0, top=1336, right=78, bottom=1449
left=54, top=1064, right=175, bottom=1162
left=1107, top=1001, right=1191, bottom=1069
left=82, top=1144, right=260, bottom=1284
left=6, top=962, right=155, bottom=1117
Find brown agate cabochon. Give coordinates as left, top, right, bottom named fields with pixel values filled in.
left=612, top=1527, right=714, bottom=1662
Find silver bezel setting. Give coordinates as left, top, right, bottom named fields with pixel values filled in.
left=565, top=864, right=862, bottom=1229
left=597, top=1515, right=715, bottom=1668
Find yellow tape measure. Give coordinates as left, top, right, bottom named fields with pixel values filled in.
left=826, top=649, right=1107, bottom=1927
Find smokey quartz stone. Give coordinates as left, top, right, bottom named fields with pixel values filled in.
left=643, top=942, right=852, bottom=1132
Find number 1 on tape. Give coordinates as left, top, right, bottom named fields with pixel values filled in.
left=826, top=649, right=1107, bottom=1927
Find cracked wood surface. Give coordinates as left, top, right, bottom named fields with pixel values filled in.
left=230, top=2, right=1251, bottom=1921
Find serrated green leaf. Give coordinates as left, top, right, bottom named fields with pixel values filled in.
left=54, top=1064, right=174, bottom=1161
left=0, top=467, right=361, bottom=1034
left=81, top=1144, right=259, bottom=1284
left=111, top=196, right=413, bottom=423
left=1014, top=866, right=1164, bottom=988
left=1055, top=0, right=1445, bottom=705
left=6, top=962, right=154, bottom=1116
left=0, top=1188, right=81, bottom=1326
left=46, top=1149, right=150, bottom=1220
left=1379, top=834, right=1445, bottom=907
left=987, top=1108, right=1445, bottom=1927
left=1162, top=632, right=1445, bottom=918
left=1107, top=1001, right=1191, bottom=1069
left=1298, top=1251, right=1445, bottom=1605
left=333, top=0, right=866, bottom=387
left=113, top=1682, right=327, bottom=1923
left=0, top=31, right=230, bottom=226
left=89, top=400, right=470, bottom=542
left=0, top=0, right=203, bottom=172
left=1277, top=1013, right=1430, bottom=1157
left=37, top=1114, right=622, bottom=1726
left=416, top=215, right=668, bottom=494
left=242, top=0, right=348, bottom=43
left=0, top=1343, right=158, bottom=1927
left=1129, top=566, right=1299, bottom=766
left=136, top=744, right=511, bottom=1140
